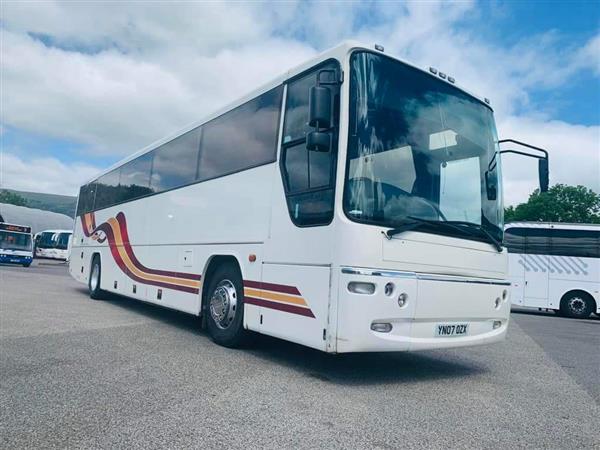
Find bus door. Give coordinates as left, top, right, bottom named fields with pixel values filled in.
left=504, top=227, right=525, bottom=306
left=258, top=61, right=341, bottom=351
left=523, top=228, right=550, bottom=306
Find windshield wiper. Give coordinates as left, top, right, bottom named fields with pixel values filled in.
left=440, top=220, right=503, bottom=252
left=385, top=216, right=502, bottom=252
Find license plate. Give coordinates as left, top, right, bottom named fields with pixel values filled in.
left=435, top=323, right=469, bottom=337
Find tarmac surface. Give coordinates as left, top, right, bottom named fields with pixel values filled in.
left=1, top=262, right=599, bottom=449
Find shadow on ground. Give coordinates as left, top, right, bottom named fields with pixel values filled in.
left=81, top=288, right=487, bottom=386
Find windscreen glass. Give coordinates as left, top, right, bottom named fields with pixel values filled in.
left=0, top=231, right=32, bottom=251
left=345, top=51, right=503, bottom=241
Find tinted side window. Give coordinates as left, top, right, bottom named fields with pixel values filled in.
left=280, top=61, right=340, bottom=227
left=150, top=128, right=201, bottom=192
left=76, top=184, right=96, bottom=216
left=198, top=86, right=283, bottom=181
left=119, top=152, right=154, bottom=202
left=94, top=168, right=121, bottom=211
left=524, top=228, right=551, bottom=255
left=550, top=229, right=600, bottom=258
left=504, top=227, right=526, bottom=253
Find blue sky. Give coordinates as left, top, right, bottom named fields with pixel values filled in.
left=1, top=1, right=599, bottom=204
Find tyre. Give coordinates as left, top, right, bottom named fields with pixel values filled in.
left=560, top=291, right=594, bottom=319
left=204, top=263, right=248, bottom=348
left=88, top=255, right=105, bottom=300
left=22, top=263, right=31, bottom=268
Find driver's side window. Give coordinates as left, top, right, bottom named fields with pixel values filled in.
left=280, top=61, right=340, bottom=227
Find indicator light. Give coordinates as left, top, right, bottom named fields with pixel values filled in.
left=398, top=292, right=408, bottom=308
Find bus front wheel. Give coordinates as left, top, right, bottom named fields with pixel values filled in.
left=204, top=263, right=248, bottom=348
left=88, top=255, right=105, bottom=300
left=560, top=291, right=594, bottom=319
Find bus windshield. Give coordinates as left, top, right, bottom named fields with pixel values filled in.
left=37, top=232, right=71, bottom=250
left=0, top=231, right=32, bottom=252
left=345, top=51, right=503, bottom=242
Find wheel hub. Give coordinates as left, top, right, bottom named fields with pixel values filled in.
left=209, top=279, right=237, bottom=330
left=568, top=297, right=585, bottom=314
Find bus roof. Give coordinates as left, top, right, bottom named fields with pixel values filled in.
left=84, top=41, right=491, bottom=185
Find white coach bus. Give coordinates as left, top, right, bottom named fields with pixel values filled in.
left=34, top=230, right=73, bottom=260
left=69, top=42, right=548, bottom=352
left=506, top=222, right=600, bottom=319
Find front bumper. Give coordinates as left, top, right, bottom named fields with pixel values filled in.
left=0, top=254, right=33, bottom=265
left=335, top=267, right=511, bottom=353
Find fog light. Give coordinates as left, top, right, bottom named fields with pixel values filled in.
left=348, top=281, right=375, bottom=295
left=371, top=322, right=392, bottom=333
left=502, top=289, right=508, bottom=300
left=398, top=292, right=408, bottom=308
left=384, top=282, right=395, bottom=297
left=493, top=320, right=502, bottom=329
left=494, top=297, right=501, bottom=309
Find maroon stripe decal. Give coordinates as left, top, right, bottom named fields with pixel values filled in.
left=115, top=212, right=202, bottom=281
left=81, top=215, right=91, bottom=237
left=244, top=296, right=315, bottom=318
left=243, top=280, right=301, bottom=296
left=95, top=221, right=199, bottom=295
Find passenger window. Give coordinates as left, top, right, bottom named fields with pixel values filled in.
left=119, top=152, right=154, bottom=202
left=150, top=128, right=201, bottom=192
left=550, top=229, right=600, bottom=258
left=198, top=86, right=283, bottom=181
left=280, top=61, right=340, bottom=227
left=76, top=183, right=96, bottom=216
left=94, top=168, right=121, bottom=210
left=504, top=227, right=526, bottom=253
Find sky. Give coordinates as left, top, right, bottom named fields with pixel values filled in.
left=1, top=0, right=599, bottom=206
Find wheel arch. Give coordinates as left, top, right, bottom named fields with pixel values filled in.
left=199, top=254, right=243, bottom=315
left=560, top=289, right=597, bottom=312
left=89, top=251, right=102, bottom=279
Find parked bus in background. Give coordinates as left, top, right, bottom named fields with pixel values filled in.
left=506, top=222, right=600, bottom=319
left=0, top=222, right=33, bottom=267
left=34, top=230, right=73, bottom=261
left=69, top=42, right=548, bottom=352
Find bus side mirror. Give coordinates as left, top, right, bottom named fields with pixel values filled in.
left=306, top=131, right=331, bottom=152
left=308, top=85, right=331, bottom=129
left=538, top=158, right=549, bottom=193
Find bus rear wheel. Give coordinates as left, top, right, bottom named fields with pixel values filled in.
left=88, top=255, right=105, bottom=300
left=204, top=263, right=248, bottom=348
left=560, top=291, right=594, bottom=319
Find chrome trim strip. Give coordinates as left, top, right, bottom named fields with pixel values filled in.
left=341, top=267, right=416, bottom=279
left=340, top=267, right=511, bottom=286
left=416, top=274, right=511, bottom=286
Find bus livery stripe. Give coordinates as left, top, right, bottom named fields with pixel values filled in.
left=80, top=213, right=201, bottom=294
left=244, top=296, right=315, bottom=318
left=243, top=280, right=301, bottom=296
left=243, top=281, right=315, bottom=318
left=113, top=212, right=202, bottom=281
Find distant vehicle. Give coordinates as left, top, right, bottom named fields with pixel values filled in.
left=70, top=41, right=548, bottom=353
left=505, top=222, right=600, bottom=319
left=0, top=222, right=33, bottom=267
left=34, top=230, right=73, bottom=260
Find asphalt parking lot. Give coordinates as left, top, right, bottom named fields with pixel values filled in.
left=1, top=262, right=599, bottom=449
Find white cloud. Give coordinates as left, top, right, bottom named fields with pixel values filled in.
left=0, top=0, right=598, bottom=204
left=0, top=152, right=100, bottom=195
left=498, top=116, right=600, bottom=205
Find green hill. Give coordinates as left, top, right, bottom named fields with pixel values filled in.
left=0, top=189, right=77, bottom=218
